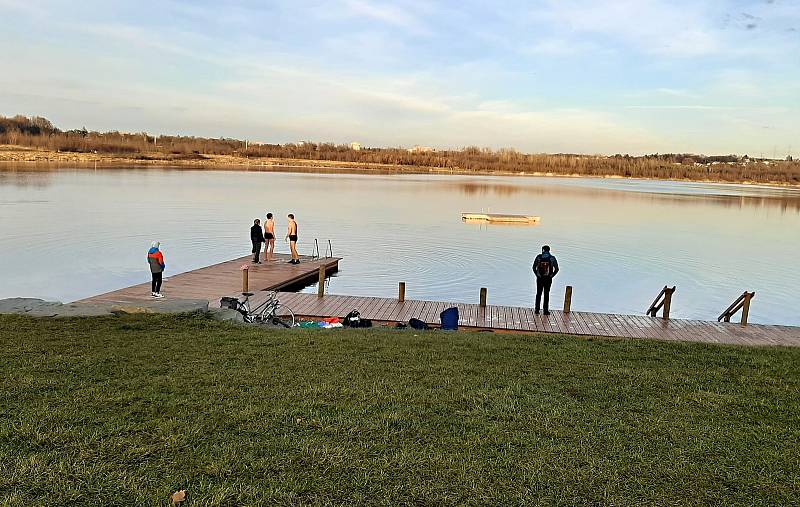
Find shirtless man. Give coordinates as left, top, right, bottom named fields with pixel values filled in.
left=285, top=213, right=299, bottom=264
left=263, top=212, right=276, bottom=262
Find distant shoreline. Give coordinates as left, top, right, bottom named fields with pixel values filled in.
left=1, top=145, right=798, bottom=189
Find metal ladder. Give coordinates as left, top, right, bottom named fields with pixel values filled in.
left=310, top=239, right=334, bottom=260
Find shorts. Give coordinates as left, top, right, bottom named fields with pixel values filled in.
left=265, top=233, right=274, bottom=240
left=289, top=235, right=298, bottom=242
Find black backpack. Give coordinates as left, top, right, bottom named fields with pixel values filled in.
left=343, top=310, right=361, bottom=327
left=409, top=318, right=429, bottom=330
left=536, top=257, right=552, bottom=277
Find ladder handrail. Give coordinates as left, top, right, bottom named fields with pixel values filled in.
left=310, top=239, right=320, bottom=259
left=646, top=285, right=676, bottom=319
left=718, top=291, right=755, bottom=324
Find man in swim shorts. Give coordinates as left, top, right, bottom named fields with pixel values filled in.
left=264, top=212, right=276, bottom=262
left=285, top=213, right=299, bottom=264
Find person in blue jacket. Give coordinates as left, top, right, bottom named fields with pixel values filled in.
left=532, top=245, right=559, bottom=315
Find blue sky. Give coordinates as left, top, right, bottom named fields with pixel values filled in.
left=1, top=0, right=798, bottom=155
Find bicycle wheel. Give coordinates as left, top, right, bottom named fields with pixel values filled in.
left=271, top=303, right=295, bottom=328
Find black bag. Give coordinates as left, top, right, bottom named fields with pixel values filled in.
left=536, top=258, right=552, bottom=277
left=343, top=310, right=361, bottom=327
left=409, top=318, right=428, bottom=330
left=220, top=296, right=247, bottom=317
left=220, top=296, right=240, bottom=310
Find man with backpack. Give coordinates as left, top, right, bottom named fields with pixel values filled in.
left=532, top=245, right=559, bottom=315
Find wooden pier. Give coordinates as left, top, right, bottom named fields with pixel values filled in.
left=263, top=292, right=800, bottom=347
left=75, top=254, right=800, bottom=347
left=77, top=254, right=340, bottom=306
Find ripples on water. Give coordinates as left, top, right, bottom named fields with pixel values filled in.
left=0, top=166, right=798, bottom=325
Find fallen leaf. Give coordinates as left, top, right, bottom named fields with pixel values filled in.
left=171, top=489, right=186, bottom=505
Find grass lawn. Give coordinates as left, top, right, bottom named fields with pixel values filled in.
left=1, top=313, right=798, bottom=506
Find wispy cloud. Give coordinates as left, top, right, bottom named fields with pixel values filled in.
left=341, top=0, right=430, bottom=35
left=0, top=0, right=798, bottom=155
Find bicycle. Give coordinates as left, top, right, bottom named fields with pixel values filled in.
left=221, top=291, right=296, bottom=328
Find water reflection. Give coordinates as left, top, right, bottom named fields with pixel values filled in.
left=0, top=166, right=798, bottom=325
left=446, top=180, right=800, bottom=213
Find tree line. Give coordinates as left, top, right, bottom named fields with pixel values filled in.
left=1, top=114, right=798, bottom=184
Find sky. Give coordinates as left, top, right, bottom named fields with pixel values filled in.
left=0, top=0, right=798, bottom=155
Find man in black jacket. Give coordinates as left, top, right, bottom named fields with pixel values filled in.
left=251, top=219, right=265, bottom=263
left=532, top=245, right=559, bottom=315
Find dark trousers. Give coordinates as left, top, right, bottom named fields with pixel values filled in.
left=151, top=272, right=162, bottom=293
left=252, top=241, right=262, bottom=262
left=535, top=276, right=552, bottom=312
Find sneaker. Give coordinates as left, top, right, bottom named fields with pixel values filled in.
left=293, top=259, right=300, bottom=264
left=154, top=293, right=165, bottom=299
left=151, top=292, right=157, bottom=298
left=534, top=309, right=540, bottom=315
left=543, top=310, right=550, bottom=316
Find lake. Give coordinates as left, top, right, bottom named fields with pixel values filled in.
left=1, top=166, right=798, bottom=325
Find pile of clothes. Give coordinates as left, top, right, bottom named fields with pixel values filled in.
left=296, top=317, right=344, bottom=329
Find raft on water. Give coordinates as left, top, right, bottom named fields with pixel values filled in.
left=461, top=213, right=541, bottom=224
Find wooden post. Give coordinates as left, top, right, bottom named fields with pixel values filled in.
left=241, top=266, right=249, bottom=293
left=662, top=287, right=674, bottom=320
left=563, top=285, right=572, bottom=313
left=398, top=282, right=405, bottom=302
left=741, top=292, right=752, bottom=326
left=479, top=287, right=487, bottom=308
left=317, top=266, right=325, bottom=298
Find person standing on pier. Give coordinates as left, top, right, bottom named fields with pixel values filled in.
left=286, top=213, right=299, bottom=264
left=533, top=245, right=559, bottom=315
left=264, top=212, right=276, bottom=262
left=147, top=241, right=165, bottom=298
left=251, top=219, right=265, bottom=264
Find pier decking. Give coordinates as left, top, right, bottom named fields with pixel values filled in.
left=75, top=254, right=800, bottom=347
left=77, top=254, right=340, bottom=306
left=266, top=292, right=800, bottom=347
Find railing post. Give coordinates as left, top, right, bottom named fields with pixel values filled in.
left=563, top=285, right=572, bottom=313
left=317, top=266, right=325, bottom=298
left=398, top=282, right=405, bottom=302
left=241, top=266, right=249, bottom=293
left=741, top=292, right=752, bottom=326
left=479, top=287, right=487, bottom=308
left=662, top=287, right=673, bottom=320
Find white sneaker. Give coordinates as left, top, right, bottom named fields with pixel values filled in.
left=154, top=293, right=165, bottom=298
left=151, top=292, right=157, bottom=298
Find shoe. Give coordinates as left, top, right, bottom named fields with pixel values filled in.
left=293, top=259, right=300, bottom=264
left=534, top=309, right=540, bottom=315
left=151, top=292, right=157, bottom=298
left=544, top=310, right=550, bottom=315
left=154, top=293, right=165, bottom=299
left=287, top=260, right=295, bottom=264
left=255, top=261, right=262, bottom=264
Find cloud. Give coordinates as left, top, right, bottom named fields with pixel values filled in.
left=1, top=0, right=798, bottom=155
left=341, top=0, right=429, bottom=35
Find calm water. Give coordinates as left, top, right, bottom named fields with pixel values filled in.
left=1, top=167, right=798, bottom=325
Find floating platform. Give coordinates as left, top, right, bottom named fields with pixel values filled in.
left=461, top=213, right=540, bottom=223
left=260, top=292, right=800, bottom=347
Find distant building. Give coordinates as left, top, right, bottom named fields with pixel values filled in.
left=408, top=145, right=434, bottom=153
left=350, top=142, right=361, bottom=151
left=787, top=155, right=794, bottom=162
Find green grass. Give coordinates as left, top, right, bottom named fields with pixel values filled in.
left=1, top=313, right=798, bottom=506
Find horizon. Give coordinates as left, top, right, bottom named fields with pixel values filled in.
left=1, top=0, right=798, bottom=156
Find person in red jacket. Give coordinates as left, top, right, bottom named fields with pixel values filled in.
left=147, top=241, right=166, bottom=298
